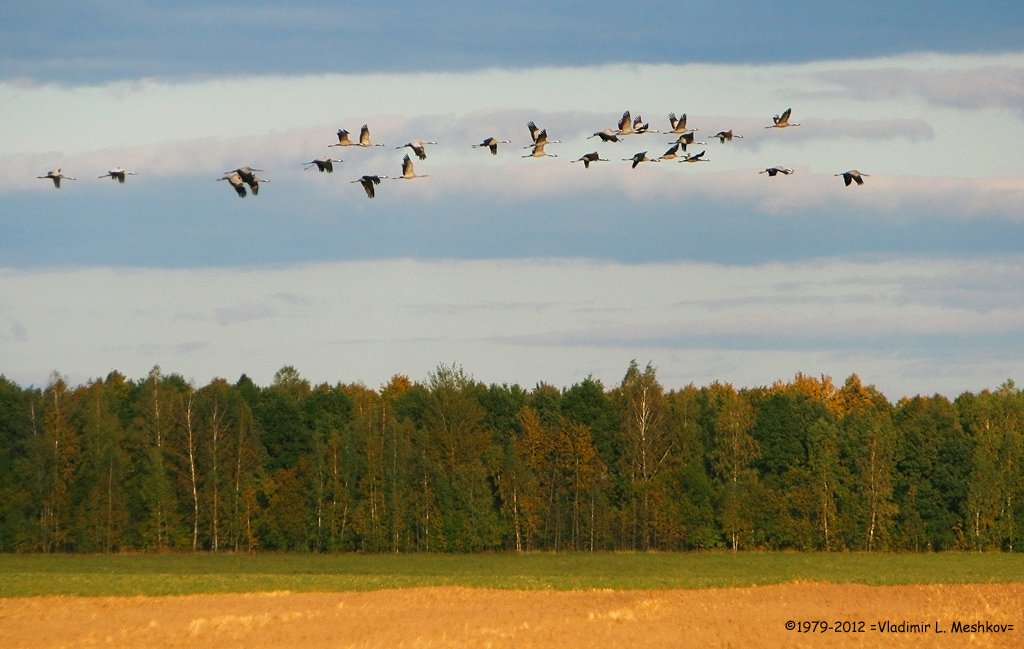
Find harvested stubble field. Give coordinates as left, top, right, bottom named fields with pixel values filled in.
left=2, top=554, right=1022, bottom=648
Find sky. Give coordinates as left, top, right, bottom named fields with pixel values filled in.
left=2, top=1, right=1023, bottom=398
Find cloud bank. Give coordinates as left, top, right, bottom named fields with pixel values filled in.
left=3, top=256, right=1020, bottom=398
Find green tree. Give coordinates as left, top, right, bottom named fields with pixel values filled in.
left=0, top=377, right=41, bottom=550
left=421, top=364, right=500, bottom=551
left=349, top=383, right=389, bottom=552
left=71, top=374, right=130, bottom=552
left=806, top=417, right=844, bottom=549
left=658, top=385, right=717, bottom=549
left=961, top=382, right=1024, bottom=550
left=259, top=457, right=316, bottom=550
left=894, top=395, right=971, bottom=550
left=706, top=382, right=759, bottom=551
left=380, top=375, right=416, bottom=552
left=750, top=385, right=836, bottom=549
left=131, top=367, right=188, bottom=550
left=227, top=377, right=262, bottom=551
left=562, top=376, right=619, bottom=479
left=836, top=374, right=897, bottom=551
left=306, top=382, right=355, bottom=551
left=256, top=366, right=313, bottom=471
left=37, top=373, right=81, bottom=551
left=614, top=361, right=673, bottom=550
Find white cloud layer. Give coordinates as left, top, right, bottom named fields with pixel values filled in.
left=3, top=256, right=1021, bottom=398
left=4, top=52, right=1022, bottom=226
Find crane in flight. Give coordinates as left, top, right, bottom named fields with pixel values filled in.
left=473, top=137, right=512, bottom=155
left=37, top=168, right=76, bottom=188
left=624, top=151, right=658, bottom=168
left=836, top=170, right=869, bottom=186
left=330, top=129, right=355, bottom=147
left=669, top=131, right=706, bottom=151
left=571, top=152, right=608, bottom=168
left=713, top=130, right=743, bottom=143
left=395, top=154, right=429, bottom=179
left=98, top=167, right=137, bottom=183
left=396, top=140, right=437, bottom=160
left=218, top=172, right=248, bottom=197
left=524, top=127, right=559, bottom=148
left=352, top=174, right=386, bottom=198
left=766, top=108, right=800, bottom=128
left=303, top=158, right=343, bottom=173
left=680, top=150, right=710, bottom=163
left=588, top=129, right=622, bottom=143
left=759, top=166, right=794, bottom=177
left=226, top=166, right=269, bottom=195
left=615, top=111, right=636, bottom=136
left=632, top=114, right=657, bottom=134
left=657, top=143, right=682, bottom=161
left=357, top=124, right=385, bottom=147
left=668, top=113, right=694, bottom=134
left=523, top=141, right=558, bottom=158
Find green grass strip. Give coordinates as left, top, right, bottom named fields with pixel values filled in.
left=2, top=552, right=1022, bottom=597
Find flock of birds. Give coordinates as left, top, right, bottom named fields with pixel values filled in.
left=36, top=108, right=871, bottom=199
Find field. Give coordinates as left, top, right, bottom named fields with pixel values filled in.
left=2, top=553, right=1023, bottom=648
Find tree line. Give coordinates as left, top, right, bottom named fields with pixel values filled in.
left=0, top=363, right=1021, bottom=553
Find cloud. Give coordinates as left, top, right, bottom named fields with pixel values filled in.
left=809, top=63, right=1024, bottom=116
left=215, top=302, right=277, bottom=326
left=2, top=256, right=1021, bottom=398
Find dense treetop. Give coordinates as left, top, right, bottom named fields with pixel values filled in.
left=0, top=364, right=1020, bottom=553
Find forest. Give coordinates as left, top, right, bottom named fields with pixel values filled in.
left=0, top=363, right=1021, bottom=553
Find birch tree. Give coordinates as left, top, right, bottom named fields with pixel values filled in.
left=837, top=374, right=897, bottom=552
left=134, top=366, right=185, bottom=549
left=615, top=361, right=672, bottom=550
left=707, top=382, right=758, bottom=551
left=963, top=382, right=1024, bottom=550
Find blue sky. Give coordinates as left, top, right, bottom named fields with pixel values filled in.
left=2, top=1, right=1023, bottom=397
left=3, top=2, right=1022, bottom=82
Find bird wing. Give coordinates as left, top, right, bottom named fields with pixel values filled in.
left=361, top=177, right=376, bottom=198
left=224, top=174, right=247, bottom=197
left=527, top=121, right=540, bottom=142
